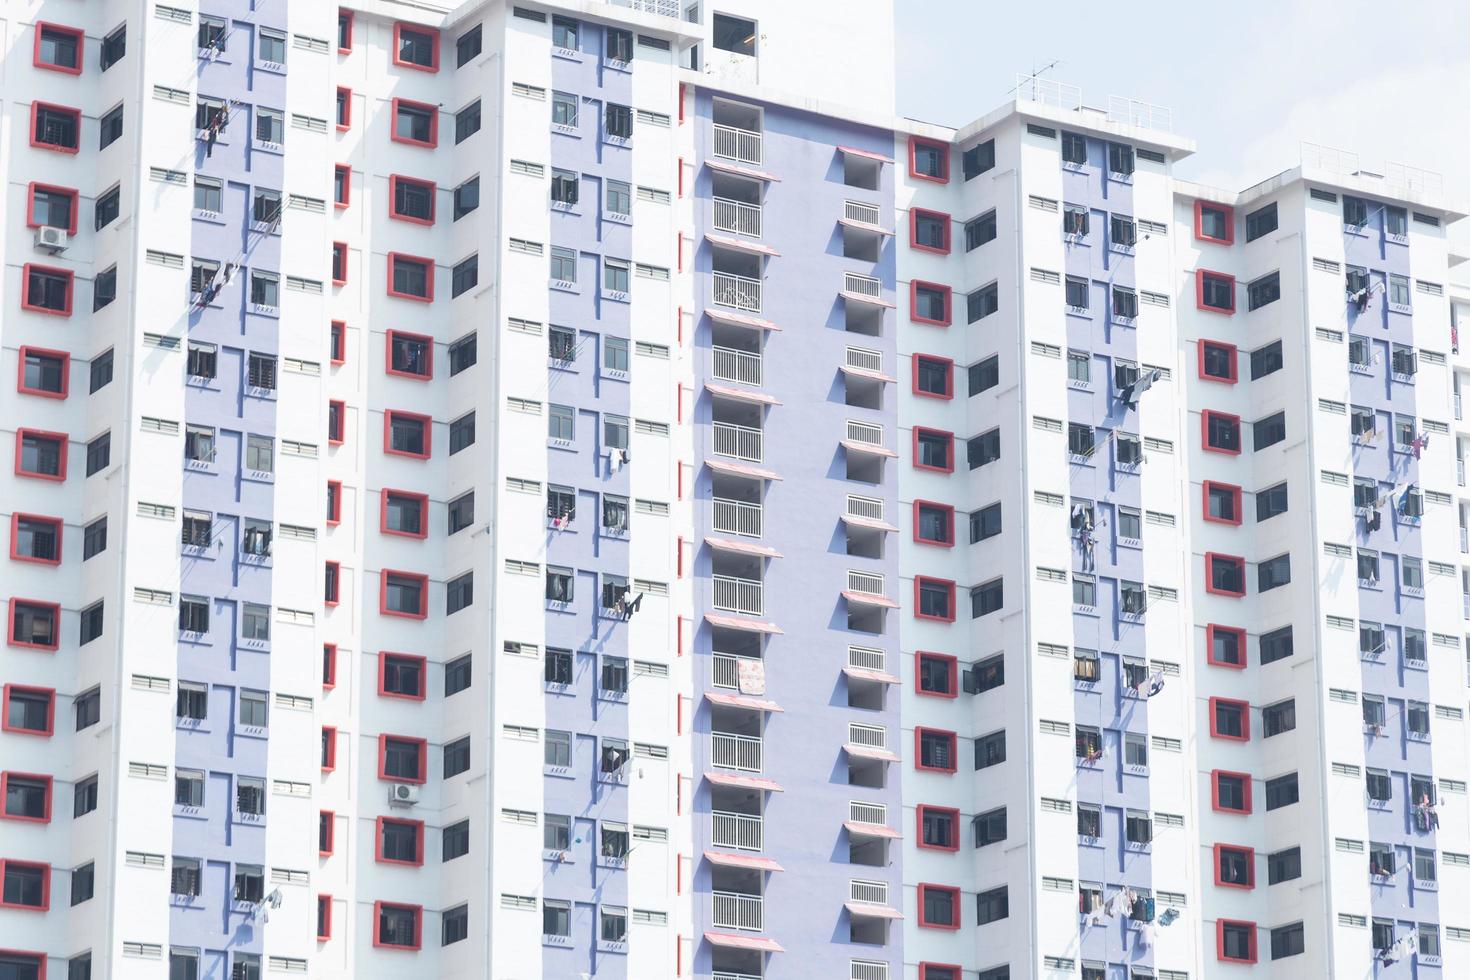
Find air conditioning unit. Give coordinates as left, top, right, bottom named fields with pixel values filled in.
left=390, top=783, right=420, bottom=806
left=34, top=226, right=69, bottom=254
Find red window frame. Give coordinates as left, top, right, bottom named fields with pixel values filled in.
left=334, top=165, right=351, bottom=209
left=909, top=207, right=952, bottom=254
left=1198, top=339, right=1238, bottom=383
left=34, top=22, right=86, bottom=75
left=324, top=561, right=340, bottom=606
left=390, top=98, right=439, bottom=148
left=330, top=320, right=347, bottom=363
left=909, top=280, right=952, bottom=327
left=1201, top=481, right=1243, bottom=526
left=392, top=23, right=441, bottom=72
left=1216, top=918, right=1258, bottom=963
left=332, top=242, right=348, bottom=285
left=335, top=87, right=352, bottom=131
left=372, top=900, right=424, bottom=950
left=21, top=264, right=75, bottom=316
left=10, top=513, right=63, bottom=566
left=1201, top=410, right=1242, bottom=456
left=912, top=500, right=955, bottom=547
left=914, top=576, right=956, bottom=623
left=326, top=481, right=343, bottom=526
left=380, top=569, right=430, bottom=619
left=385, top=329, right=435, bottom=379
left=337, top=8, right=354, bottom=53
left=383, top=410, right=433, bottom=460
left=327, top=400, right=345, bottom=445
left=388, top=175, right=437, bottom=226
left=375, top=815, right=426, bottom=865
left=319, top=809, right=336, bottom=854
left=914, top=727, right=958, bottom=774
left=912, top=354, right=954, bottom=399
left=1209, top=697, right=1251, bottom=741
left=377, top=734, right=429, bottom=784
left=322, top=643, right=338, bottom=689
left=317, top=893, right=333, bottom=940
left=912, top=427, right=955, bottom=474
left=380, top=489, right=430, bottom=539
left=0, top=772, right=52, bottom=823
left=29, top=102, right=81, bottom=153
left=1205, top=553, right=1247, bottom=598
left=16, top=346, right=70, bottom=399
left=1211, top=769, right=1253, bottom=814
left=919, top=965, right=964, bottom=980
left=0, top=860, right=50, bottom=910
left=25, top=183, right=79, bottom=235
left=1, top=685, right=55, bottom=736
left=915, top=803, right=960, bottom=851
left=908, top=136, right=950, bottom=184
left=1196, top=270, right=1236, bottom=313
left=386, top=252, right=436, bottom=302
left=916, top=883, right=961, bottom=929
left=1214, top=843, right=1256, bottom=889
left=1206, top=624, right=1247, bottom=670
left=1195, top=200, right=1235, bottom=245
left=915, top=651, right=959, bottom=699
left=377, top=651, right=428, bottom=701
left=321, top=725, right=337, bottom=771
left=8, top=599, right=60, bottom=651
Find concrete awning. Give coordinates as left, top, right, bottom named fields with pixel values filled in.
left=705, top=233, right=780, bottom=258
left=705, top=691, right=784, bottom=713
left=843, top=743, right=900, bottom=763
left=845, top=902, right=903, bottom=920
left=705, top=771, right=784, bottom=793
left=705, top=308, right=781, bottom=332
left=837, top=144, right=894, bottom=164
left=839, top=363, right=896, bottom=383
left=704, top=612, right=783, bottom=635
left=706, top=458, right=782, bottom=481
left=840, top=513, right=899, bottom=533
left=842, top=666, right=900, bottom=685
left=704, top=850, right=784, bottom=872
left=838, top=217, right=895, bottom=236
left=841, top=290, right=896, bottom=309
left=842, top=590, right=898, bottom=609
left=841, top=439, right=898, bottom=459
left=705, top=536, right=782, bottom=560
left=706, top=159, right=782, bottom=182
left=705, top=381, right=782, bottom=406
left=704, top=931, right=785, bottom=953
left=843, top=820, right=902, bottom=839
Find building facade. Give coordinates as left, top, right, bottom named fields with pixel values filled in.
left=3, top=2, right=1470, bottom=979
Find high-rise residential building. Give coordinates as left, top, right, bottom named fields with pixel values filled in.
left=2, top=2, right=1468, bottom=979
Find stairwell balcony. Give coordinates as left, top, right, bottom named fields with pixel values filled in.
left=711, top=731, right=763, bottom=772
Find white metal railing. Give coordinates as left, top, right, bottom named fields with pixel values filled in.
left=712, top=575, right=763, bottom=616
left=607, top=0, right=680, bottom=16
left=712, top=422, right=763, bottom=463
left=844, top=272, right=882, bottom=298
left=714, top=973, right=763, bottom=980
left=711, top=890, right=763, bottom=931
left=711, top=652, right=760, bottom=690
left=712, top=346, right=762, bottom=386
left=844, top=200, right=881, bottom=226
left=711, top=810, right=763, bottom=851
left=848, top=800, right=887, bottom=825
left=845, top=346, right=882, bottom=373
left=1015, top=73, right=1082, bottom=111
left=1106, top=95, right=1172, bottom=133
left=848, top=723, right=885, bottom=749
left=847, top=570, right=885, bottom=596
left=851, top=961, right=890, bottom=980
left=846, top=420, right=884, bottom=446
left=711, top=732, right=762, bottom=772
left=846, top=495, right=884, bottom=522
left=713, top=497, right=763, bottom=538
left=847, top=645, right=886, bottom=672
left=712, top=124, right=762, bottom=166
left=713, top=197, right=762, bottom=237
left=849, top=879, right=889, bottom=905
left=712, top=271, right=762, bottom=313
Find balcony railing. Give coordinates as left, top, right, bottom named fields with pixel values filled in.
left=844, top=200, right=881, bottom=226
left=846, top=495, right=884, bottom=522
left=847, top=570, right=885, bottom=596
left=607, top=0, right=680, bottom=16
left=711, top=652, right=760, bottom=690
left=713, top=346, right=763, bottom=386
left=714, top=973, right=763, bottom=980
left=848, top=723, right=886, bottom=749
left=711, top=810, right=763, bottom=851
left=711, top=732, right=763, bottom=772
left=851, top=961, right=890, bottom=980
left=713, top=271, right=762, bottom=313
left=713, top=497, right=763, bottom=538
left=844, top=272, right=882, bottom=298
left=714, top=197, right=762, bottom=237
left=848, top=800, right=887, bottom=825
left=850, top=879, right=889, bottom=905
left=846, top=420, right=884, bottom=446
left=846, top=346, right=883, bottom=374
left=711, top=890, right=763, bottom=931
left=712, top=422, right=764, bottom=463
left=713, top=124, right=762, bottom=166
left=847, top=645, right=886, bottom=673
left=713, top=574, right=764, bottom=616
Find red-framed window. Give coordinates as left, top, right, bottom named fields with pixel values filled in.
left=319, top=809, right=336, bottom=854
left=0, top=772, right=52, bottom=823
left=908, top=136, right=949, bottom=183
left=913, top=354, right=954, bottom=399
left=381, top=489, right=430, bottom=539
left=1216, top=918, right=1258, bottom=963
left=910, top=280, right=952, bottom=326
left=1205, top=553, right=1247, bottom=597
left=386, top=252, right=435, bottom=301
left=0, top=860, right=50, bottom=910
left=1209, top=697, right=1251, bottom=741
left=1195, top=200, right=1235, bottom=245
left=1214, top=844, right=1255, bottom=889
left=322, top=643, right=338, bottom=689
left=327, top=400, right=345, bottom=445
left=916, top=804, right=960, bottom=850
left=910, top=208, right=952, bottom=254
left=388, top=175, right=437, bottom=226
left=324, top=561, right=340, bottom=606
left=377, top=734, right=428, bottom=783
left=334, top=165, right=351, bottom=209
left=914, top=727, right=957, bottom=773
left=1206, top=624, right=1247, bottom=669
left=332, top=242, right=348, bottom=285
left=393, top=23, right=440, bottom=72
left=375, top=815, right=426, bottom=865
left=21, top=264, right=74, bottom=316
left=326, top=481, right=343, bottom=526
left=337, top=8, right=354, bottom=52
left=378, top=652, right=428, bottom=700
left=25, top=183, right=79, bottom=235
left=1211, top=769, right=1253, bottom=814
left=335, top=87, right=352, bottom=130
left=918, top=965, right=963, bottom=980
left=386, top=329, right=434, bottom=379
left=30, top=102, right=81, bottom=153
left=17, top=346, right=69, bottom=399
left=913, top=427, right=954, bottom=473
left=1202, top=410, right=1241, bottom=455
left=380, top=569, right=429, bottom=619
left=913, top=500, right=955, bottom=547
left=1199, top=340, right=1238, bottom=382
left=384, top=410, right=432, bottom=459
left=330, top=320, right=347, bottom=363
left=9, top=599, right=60, bottom=651
left=915, top=651, right=958, bottom=698
left=34, top=22, right=85, bottom=74
left=1202, top=481, right=1242, bottom=526
left=914, top=577, right=955, bottom=622
left=391, top=98, right=439, bottom=148
left=1, top=685, right=55, bottom=736
left=373, top=900, right=423, bottom=950
left=317, top=893, right=333, bottom=940
left=321, top=726, right=337, bottom=771
left=10, top=513, right=63, bottom=565
left=1196, top=270, right=1236, bottom=313
left=916, top=883, right=961, bottom=929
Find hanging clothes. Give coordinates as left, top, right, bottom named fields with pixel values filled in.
left=1145, top=671, right=1165, bottom=698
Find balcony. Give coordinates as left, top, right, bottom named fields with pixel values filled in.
left=712, top=810, right=764, bottom=851
left=606, top=0, right=679, bottom=15
left=711, top=731, right=763, bottom=772
left=713, top=271, right=763, bottom=313
left=846, top=570, right=885, bottom=597
left=847, top=645, right=886, bottom=673
left=713, top=346, right=763, bottom=386
left=851, top=961, right=890, bottom=980
left=844, top=201, right=881, bottom=226
left=846, top=495, right=884, bottom=523
left=713, top=973, right=762, bottom=980
left=849, top=879, right=889, bottom=906
left=843, top=272, right=882, bottom=299
left=845, top=347, right=883, bottom=375
left=713, top=497, right=763, bottom=538
left=713, top=422, right=764, bottom=463
left=713, top=124, right=763, bottom=167
left=712, top=651, right=762, bottom=690
left=848, top=800, right=887, bottom=826
left=845, top=420, right=885, bottom=447
left=847, top=723, right=886, bottom=750
left=714, top=197, right=762, bottom=237
left=711, top=890, right=763, bottom=931
left=713, top=574, right=763, bottom=615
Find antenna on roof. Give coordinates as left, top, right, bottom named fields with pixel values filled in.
left=1010, top=59, right=1063, bottom=97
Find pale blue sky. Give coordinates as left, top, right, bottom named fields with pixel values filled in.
left=896, top=0, right=1470, bottom=199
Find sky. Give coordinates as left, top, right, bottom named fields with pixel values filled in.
left=896, top=0, right=1470, bottom=203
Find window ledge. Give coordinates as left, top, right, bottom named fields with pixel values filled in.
left=248, top=303, right=280, bottom=319
left=542, top=934, right=573, bottom=948
left=550, top=279, right=579, bottom=293
left=603, top=210, right=631, bottom=225
left=543, top=765, right=574, bottom=779
left=1388, top=302, right=1413, bottom=315
left=252, top=139, right=284, bottom=155
left=543, top=849, right=573, bottom=863
left=1066, top=305, right=1092, bottom=318
left=551, top=124, right=579, bottom=137
left=191, top=209, right=227, bottom=225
